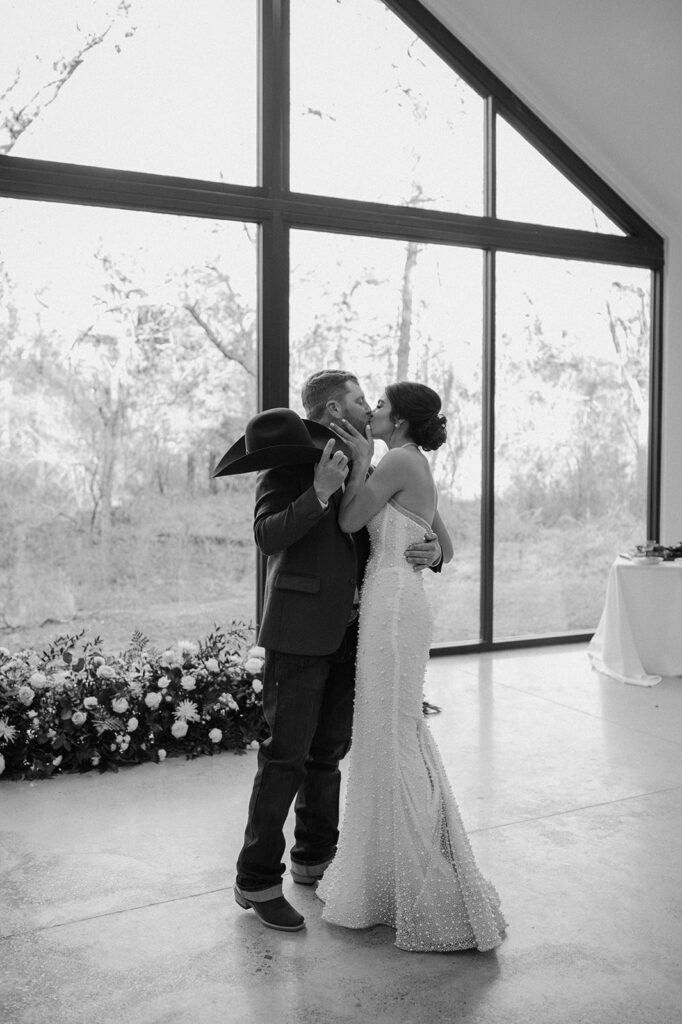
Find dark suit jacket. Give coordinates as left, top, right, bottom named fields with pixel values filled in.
left=254, top=462, right=370, bottom=656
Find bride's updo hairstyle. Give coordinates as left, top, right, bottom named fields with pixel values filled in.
left=385, top=381, right=447, bottom=451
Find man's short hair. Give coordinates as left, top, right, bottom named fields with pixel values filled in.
left=301, top=369, right=359, bottom=420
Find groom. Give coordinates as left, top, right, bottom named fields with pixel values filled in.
left=215, top=370, right=442, bottom=932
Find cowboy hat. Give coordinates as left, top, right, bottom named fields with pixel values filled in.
left=213, top=407, right=336, bottom=476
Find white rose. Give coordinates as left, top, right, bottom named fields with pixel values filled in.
left=157, top=676, right=170, bottom=690
left=251, top=679, right=263, bottom=695
left=52, top=755, right=63, bottom=767
left=83, top=696, right=99, bottom=709
left=205, top=658, right=220, bottom=674
left=157, top=749, right=167, bottom=762
left=97, top=665, right=116, bottom=680
left=244, top=657, right=264, bottom=675
left=50, top=671, right=69, bottom=687
left=171, top=720, right=188, bottom=739
left=127, top=717, right=139, bottom=732
left=248, top=740, right=260, bottom=750
left=29, top=671, right=48, bottom=690
left=71, top=710, right=87, bottom=726
left=180, top=674, right=196, bottom=691
left=0, top=754, right=5, bottom=775
left=111, top=697, right=129, bottom=714
left=208, top=728, right=223, bottom=744
left=91, top=753, right=101, bottom=766
left=248, top=646, right=266, bottom=660
left=144, top=692, right=162, bottom=710
left=17, top=686, right=35, bottom=706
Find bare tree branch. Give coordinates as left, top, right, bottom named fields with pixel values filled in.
left=0, top=1, right=136, bottom=155
left=182, top=303, right=255, bottom=376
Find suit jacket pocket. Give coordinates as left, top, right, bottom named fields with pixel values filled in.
left=274, top=572, right=321, bottom=594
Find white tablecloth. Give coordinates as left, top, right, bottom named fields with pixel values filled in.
left=588, top=558, right=682, bottom=686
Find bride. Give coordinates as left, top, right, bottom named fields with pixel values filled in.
left=317, top=381, right=506, bottom=953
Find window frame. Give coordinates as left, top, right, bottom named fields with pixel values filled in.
left=0, top=0, right=664, bottom=653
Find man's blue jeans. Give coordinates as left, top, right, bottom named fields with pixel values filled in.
left=236, top=623, right=357, bottom=893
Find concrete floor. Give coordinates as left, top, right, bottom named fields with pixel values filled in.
left=2, top=643, right=682, bottom=1024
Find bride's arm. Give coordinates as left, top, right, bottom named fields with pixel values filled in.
left=337, top=450, right=406, bottom=532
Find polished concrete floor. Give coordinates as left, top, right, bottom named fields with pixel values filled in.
left=2, top=643, right=682, bottom=1024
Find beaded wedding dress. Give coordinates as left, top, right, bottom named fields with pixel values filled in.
left=317, top=499, right=506, bottom=952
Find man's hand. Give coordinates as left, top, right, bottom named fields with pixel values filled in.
left=405, top=532, right=442, bottom=572
left=314, top=438, right=349, bottom=504
left=329, top=418, right=374, bottom=467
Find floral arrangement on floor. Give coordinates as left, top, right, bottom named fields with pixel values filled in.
left=0, top=624, right=268, bottom=781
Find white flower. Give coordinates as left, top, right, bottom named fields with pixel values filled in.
left=222, top=694, right=239, bottom=712
left=208, top=728, right=223, bottom=744
left=52, top=755, right=63, bottom=767
left=0, top=646, right=10, bottom=658
left=0, top=753, right=4, bottom=775
left=97, top=665, right=116, bottom=680
left=17, top=686, right=35, bottom=706
left=29, top=671, right=48, bottom=690
left=244, top=657, right=264, bottom=675
left=174, top=700, right=200, bottom=723
left=50, top=670, right=69, bottom=687
left=91, top=656, right=105, bottom=667
left=171, top=720, right=188, bottom=739
left=83, top=696, right=99, bottom=709
left=251, top=679, right=263, bottom=695
left=248, top=740, right=260, bottom=750
left=71, top=711, right=87, bottom=727
left=205, top=658, right=220, bottom=673
left=248, top=646, right=266, bottom=660
left=91, top=753, right=101, bottom=766
left=144, top=692, right=162, bottom=710
left=0, top=718, right=18, bottom=743
left=177, top=640, right=199, bottom=656
left=127, top=717, right=139, bottom=732
left=111, top=697, right=129, bottom=714
left=180, top=674, right=196, bottom=691
left=157, top=676, right=170, bottom=690
left=27, top=652, right=40, bottom=668
left=160, top=649, right=180, bottom=667
left=157, top=749, right=167, bottom=762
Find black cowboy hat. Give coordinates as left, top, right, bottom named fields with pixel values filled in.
left=212, top=407, right=338, bottom=476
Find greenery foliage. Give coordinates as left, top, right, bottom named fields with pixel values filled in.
left=0, top=624, right=268, bottom=782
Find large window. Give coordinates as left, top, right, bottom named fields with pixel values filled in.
left=0, top=0, right=663, bottom=653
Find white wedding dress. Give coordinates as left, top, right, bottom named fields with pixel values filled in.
left=317, top=499, right=506, bottom=952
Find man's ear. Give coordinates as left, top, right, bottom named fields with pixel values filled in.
left=326, top=399, right=340, bottom=418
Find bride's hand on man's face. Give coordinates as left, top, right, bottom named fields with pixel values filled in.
left=329, top=419, right=373, bottom=464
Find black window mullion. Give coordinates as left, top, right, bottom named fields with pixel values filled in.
left=648, top=267, right=664, bottom=541
left=480, top=248, right=496, bottom=643
left=259, top=0, right=290, bottom=412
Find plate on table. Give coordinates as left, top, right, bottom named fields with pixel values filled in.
left=634, top=556, right=662, bottom=565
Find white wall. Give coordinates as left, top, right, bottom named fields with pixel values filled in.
left=422, top=0, right=682, bottom=540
